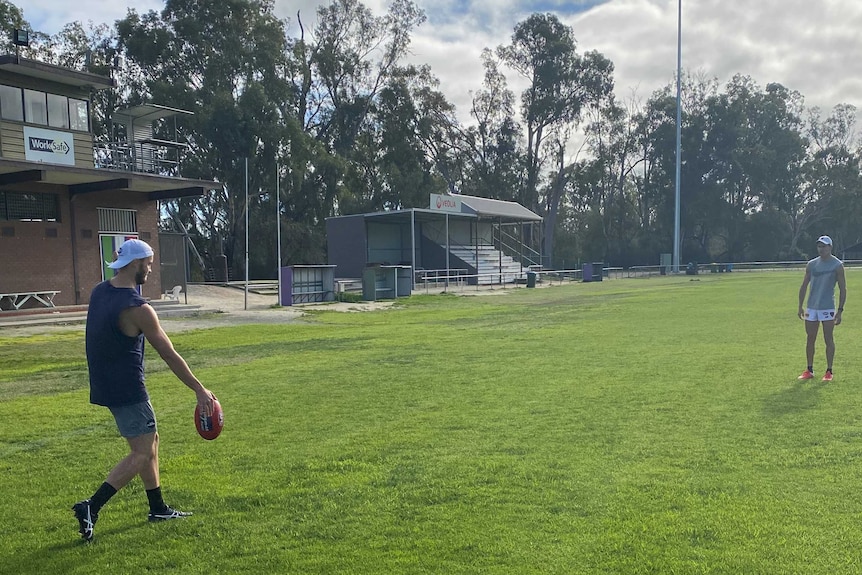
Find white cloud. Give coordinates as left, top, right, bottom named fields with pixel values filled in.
left=20, top=0, right=862, bottom=128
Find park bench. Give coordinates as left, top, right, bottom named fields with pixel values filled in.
left=0, top=290, right=60, bottom=311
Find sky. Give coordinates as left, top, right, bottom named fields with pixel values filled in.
left=20, top=0, right=862, bottom=131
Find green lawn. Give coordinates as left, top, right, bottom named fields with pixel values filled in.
left=2, top=272, right=861, bottom=574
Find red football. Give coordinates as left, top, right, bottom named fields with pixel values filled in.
left=194, top=399, right=224, bottom=440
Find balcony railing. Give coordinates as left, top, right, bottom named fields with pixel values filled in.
left=93, top=139, right=187, bottom=177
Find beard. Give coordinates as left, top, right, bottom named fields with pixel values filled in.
left=134, top=264, right=149, bottom=285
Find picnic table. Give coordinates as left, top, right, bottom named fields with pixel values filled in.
left=0, top=291, right=60, bottom=311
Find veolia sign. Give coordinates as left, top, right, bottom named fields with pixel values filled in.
left=23, top=126, right=75, bottom=166
left=430, top=193, right=461, bottom=213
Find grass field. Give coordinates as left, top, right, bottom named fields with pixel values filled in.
left=2, top=272, right=862, bottom=574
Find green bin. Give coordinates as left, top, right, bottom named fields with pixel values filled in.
left=526, top=271, right=537, bottom=288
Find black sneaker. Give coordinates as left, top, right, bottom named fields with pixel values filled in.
left=72, top=500, right=97, bottom=541
left=148, top=506, right=193, bottom=522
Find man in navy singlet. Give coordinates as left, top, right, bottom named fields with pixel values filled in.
left=797, top=235, right=846, bottom=382
left=72, top=239, right=218, bottom=542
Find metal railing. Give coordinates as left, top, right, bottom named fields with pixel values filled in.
left=495, top=227, right=542, bottom=269
left=93, top=141, right=184, bottom=176
left=414, top=268, right=469, bottom=286
left=623, top=260, right=862, bottom=278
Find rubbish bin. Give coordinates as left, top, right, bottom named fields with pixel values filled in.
left=582, top=263, right=593, bottom=283
left=685, top=262, right=698, bottom=275
left=592, top=263, right=603, bottom=282
left=526, top=271, right=537, bottom=288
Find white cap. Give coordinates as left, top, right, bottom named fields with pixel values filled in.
left=816, top=235, right=833, bottom=246
left=107, top=239, right=154, bottom=269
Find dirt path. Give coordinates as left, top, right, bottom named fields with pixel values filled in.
left=0, top=284, right=396, bottom=337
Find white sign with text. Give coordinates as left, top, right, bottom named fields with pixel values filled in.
left=430, top=193, right=462, bottom=213
left=24, top=126, right=75, bottom=166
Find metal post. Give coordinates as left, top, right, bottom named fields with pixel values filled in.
left=244, top=157, right=249, bottom=310
left=276, top=161, right=282, bottom=306
left=410, top=209, right=416, bottom=289
left=445, top=213, right=450, bottom=289
left=673, top=0, right=682, bottom=273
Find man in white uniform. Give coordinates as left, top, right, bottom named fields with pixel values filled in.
left=797, top=235, right=846, bottom=382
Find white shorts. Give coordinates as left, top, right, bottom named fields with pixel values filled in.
left=805, top=308, right=836, bottom=322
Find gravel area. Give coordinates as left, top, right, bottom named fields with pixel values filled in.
left=161, top=284, right=396, bottom=331
left=0, top=284, right=395, bottom=337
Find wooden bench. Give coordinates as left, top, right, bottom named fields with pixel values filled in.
left=0, top=291, right=60, bottom=311
left=292, top=280, right=333, bottom=304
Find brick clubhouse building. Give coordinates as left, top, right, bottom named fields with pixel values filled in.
left=0, top=54, right=219, bottom=310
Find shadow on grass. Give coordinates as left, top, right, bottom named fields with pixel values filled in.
left=1, top=520, right=145, bottom=575
left=762, top=380, right=827, bottom=417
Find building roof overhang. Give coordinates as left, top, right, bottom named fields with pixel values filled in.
left=0, top=55, right=114, bottom=89
left=331, top=197, right=543, bottom=225
left=0, top=158, right=219, bottom=201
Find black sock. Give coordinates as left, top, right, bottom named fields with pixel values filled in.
left=827, top=368, right=833, bottom=373
left=146, top=486, right=166, bottom=513
left=90, top=482, right=117, bottom=514
left=808, top=365, right=813, bottom=373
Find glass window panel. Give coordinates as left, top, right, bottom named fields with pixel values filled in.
left=0, top=85, right=23, bottom=121
left=5, top=192, right=60, bottom=222
left=24, top=89, right=47, bottom=125
left=69, top=98, right=89, bottom=131
left=47, top=93, right=70, bottom=128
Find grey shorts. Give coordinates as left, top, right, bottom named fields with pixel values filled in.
left=109, top=400, right=157, bottom=438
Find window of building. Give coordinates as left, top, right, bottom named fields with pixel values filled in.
left=23, top=89, right=47, bottom=124
left=47, top=93, right=70, bottom=129
left=69, top=98, right=89, bottom=131
left=0, top=85, right=91, bottom=131
left=0, top=85, right=23, bottom=121
left=0, top=191, right=60, bottom=222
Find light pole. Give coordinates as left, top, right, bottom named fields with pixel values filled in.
left=244, top=157, right=249, bottom=310
left=673, top=0, right=682, bottom=273
left=276, top=161, right=282, bottom=306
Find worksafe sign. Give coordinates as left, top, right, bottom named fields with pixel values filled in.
left=24, top=126, right=75, bottom=166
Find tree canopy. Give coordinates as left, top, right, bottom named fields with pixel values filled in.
left=9, top=0, right=862, bottom=274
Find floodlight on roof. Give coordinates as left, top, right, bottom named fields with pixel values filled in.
left=13, top=29, right=29, bottom=47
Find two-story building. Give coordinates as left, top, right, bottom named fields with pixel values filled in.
left=0, top=55, right=219, bottom=309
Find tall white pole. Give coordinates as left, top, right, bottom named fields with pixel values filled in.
left=244, top=157, right=249, bottom=310
left=673, top=0, right=682, bottom=273
left=276, top=162, right=282, bottom=306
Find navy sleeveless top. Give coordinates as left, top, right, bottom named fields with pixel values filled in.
left=85, top=281, right=149, bottom=407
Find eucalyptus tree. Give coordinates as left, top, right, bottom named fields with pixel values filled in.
left=460, top=48, right=525, bottom=202
left=286, top=0, right=426, bottom=220
left=116, top=0, right=293, bottom=276
left=802, top=104, right=862, bottom=253
left=338, top=63, right=450, bottom=214
left=497, top=13, right=613, bottom=263
left=701, top=77, right=806, bottom=260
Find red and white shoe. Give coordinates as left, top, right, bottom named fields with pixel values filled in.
left=822, top=371, right=833, bottom=382
left=797, top=370, right=814, bottom=380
